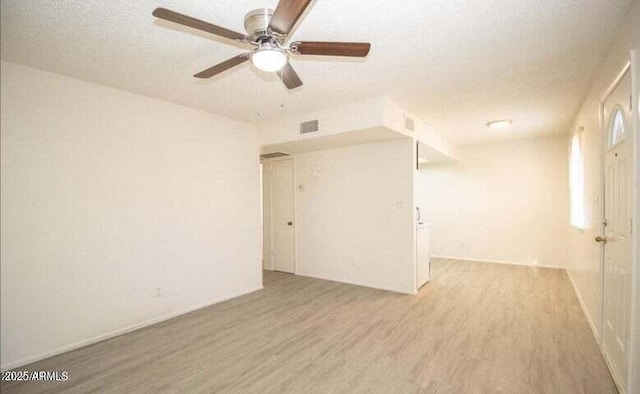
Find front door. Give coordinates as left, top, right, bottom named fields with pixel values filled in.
left=601, top=68, right=633, bottom=388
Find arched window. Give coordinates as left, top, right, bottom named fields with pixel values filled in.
left=607, top=106, right=626, bottom=149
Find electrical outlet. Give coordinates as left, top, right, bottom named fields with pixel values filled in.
left=154, top=287, right=161, bottom=298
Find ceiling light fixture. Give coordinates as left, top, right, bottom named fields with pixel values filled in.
left=486, top=119, right=513, bottom=129
left=251, top=41, right=287, bottom=72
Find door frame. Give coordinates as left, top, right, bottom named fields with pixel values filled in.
left=267, top=156, right=297, bottom=274
left=598, top=61, right=630, bottom=345
left=598, top=56, right=639, bottom=393
left=260, top=159, right=271, bottom=271
left=628, top=49, right=640, bottom=394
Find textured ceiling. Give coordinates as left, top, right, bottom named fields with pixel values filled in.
left=0, top=0, right=632, bottom=144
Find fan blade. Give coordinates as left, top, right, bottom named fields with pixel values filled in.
left=277, top=63, right=303, bottom=89
left=194, top=54, right=249, bottom=78
left=269, top=0, right=313, bottom=35
left=153, top=8, right=248, bottom=41
left=292, top=41, right=371, bottom=57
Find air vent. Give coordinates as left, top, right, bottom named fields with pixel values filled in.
left=260, top=152, right=289, bottom=159
left=300, top=119, right=319, bottom=134
left=405, top=116, right=415, bottom=132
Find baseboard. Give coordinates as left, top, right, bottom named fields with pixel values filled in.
left=600, top=344, right=627, bottom=394
left=1, top=285, right=263, bottom=371
left=566, top=269, right=600, bottom=340
left=430, top=255, right=565, bottom=270
left=295, top=271, right=416, bottom=295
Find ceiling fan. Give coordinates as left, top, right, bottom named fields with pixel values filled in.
left=152, top=0, right=371, bottom=89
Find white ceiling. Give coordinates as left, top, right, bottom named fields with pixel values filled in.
left=0, top=0, right=631, bottom=144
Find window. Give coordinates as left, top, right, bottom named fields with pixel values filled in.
left=569, top=130, right=586, bottom=229
left=607, top=106, right=626, bottom=148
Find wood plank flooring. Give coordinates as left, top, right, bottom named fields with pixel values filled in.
left=1, top=258, right=616, bottom=393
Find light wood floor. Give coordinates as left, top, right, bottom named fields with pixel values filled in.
left=2, top=259, right=616, bottom=393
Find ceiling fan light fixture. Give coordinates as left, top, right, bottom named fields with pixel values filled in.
left=486, top=119, right=513, bottom=129
left=251, top=43, right=287, bottom=72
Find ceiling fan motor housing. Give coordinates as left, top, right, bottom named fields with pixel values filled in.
left=244, top=8, right=275, bottom=42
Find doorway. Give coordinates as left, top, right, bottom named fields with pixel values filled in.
left=262, top=157, right=296, bottom=273
left=599, top=66, right=633, bottom=389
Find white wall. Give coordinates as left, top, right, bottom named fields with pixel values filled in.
left=293, top=139, right=416, bottom=294
left=259, top=97, right=385, bottom=146
left=260, top=97, right=458, bottom=162
left=564, top=3, right=640, bottom=391
left=382, top=98, right=459, bottom=161
left=0, top=61, right=262, bottom=369
left=416, top=136, right=569, bottom=267
left=565, top=0, right=639, bottom=343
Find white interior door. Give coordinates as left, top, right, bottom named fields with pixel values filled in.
left=601, top=69, right=633, bottom=388
left=270, top=159, right=295, bottom=273
left=416, top=207, right=430, bottom=288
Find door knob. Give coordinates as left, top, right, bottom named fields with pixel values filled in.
left=287, top=221, right=293, bottom=226
left=595, top=236, right=607, bottom=243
